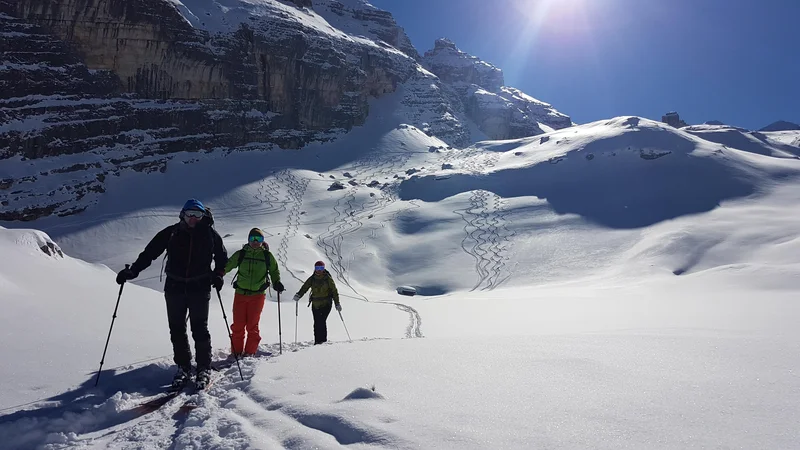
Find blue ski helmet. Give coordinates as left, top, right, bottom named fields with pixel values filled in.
left=182, top=198, right=205, bottom=213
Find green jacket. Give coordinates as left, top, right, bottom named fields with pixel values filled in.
left=296, top=270, right=339, bottom=309
left=224, top=245, right=280, bottom=295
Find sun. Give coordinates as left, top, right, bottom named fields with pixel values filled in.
left=511, top=0, right=590, bottom=24
left=508, top=0, right=597, bottom=38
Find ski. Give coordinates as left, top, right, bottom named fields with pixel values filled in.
left=177, top=371, right=220, bottom=414
left=130, top=381, right=190, bottom=415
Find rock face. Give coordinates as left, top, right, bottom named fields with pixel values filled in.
left=0, top=1, right=572, bottom=221
left=0, top=0, right=418, bottom=220
left=423, top=38, right=572, bottom=140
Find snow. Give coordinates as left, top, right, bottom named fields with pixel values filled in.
left=2, top=98, right=800, bottom=448
left=163, top=0, right=410, bottom=57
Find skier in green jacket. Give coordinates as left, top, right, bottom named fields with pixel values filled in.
left=223, top=228, right=284, bottom=356
left=293, top=260, right=340, bottom=344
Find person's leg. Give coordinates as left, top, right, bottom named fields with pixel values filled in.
left=319, top=301, right=332, bottom=343
left=230, top=293, right=247, bottom=355
left=188, top=291, right=212, bottom=370
left=165, top=292, right=191, bottom=370
left=313, top=301, right=333, bottom=344
left=244, top=293, right=266, bottom=355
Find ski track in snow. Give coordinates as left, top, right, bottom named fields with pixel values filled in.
left=312, top=150, right=426, bottom=341
left=441, top=145, right=516, bottom=290
left=453, top=190, right=515, bottom=291
left=317, top=150, right=413, bottom=301
left=377, top=301, right=424, bottom=339
left=276, top=170, right=310, bottom=285
left=0, top=341, right=414, bottom=449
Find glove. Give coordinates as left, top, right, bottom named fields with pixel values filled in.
left=335, top=303, right=342, bottom=312
left=293, top=294, right=300, bottom=302
left=274, top=281, right=285, bottom=293
left=116, top=267, right=137, bottom=285
left=212, top=274, right=224, bottom=291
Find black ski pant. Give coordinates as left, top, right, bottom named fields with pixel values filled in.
left=165, top=291, right=212, bottom=371
left=312, top=301, right=333, bottom=344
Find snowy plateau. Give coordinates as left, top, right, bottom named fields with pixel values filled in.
left=1, top=0, right=800, bottom=449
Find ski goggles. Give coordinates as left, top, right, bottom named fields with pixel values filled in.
left=249, top=235, right=264, bottom=243
left=314, top=265, right=325, bottom=271
left=184, top=210, right=204, bottom=219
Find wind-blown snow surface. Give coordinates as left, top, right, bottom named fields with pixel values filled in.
left=2, top=92, right=800, bottom=448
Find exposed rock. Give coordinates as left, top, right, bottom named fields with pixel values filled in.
left=0, top=1, right=575, bottom=221
left=423, top=38, right=571, bottom=140
left=0, top=0, right=419, bottom=219
left=423, top=38, right=503, bottom=92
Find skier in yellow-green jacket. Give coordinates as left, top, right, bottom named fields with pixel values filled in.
left=293, top=260, right=340, bottom=344
left=223, top=228, right=284, bottom=356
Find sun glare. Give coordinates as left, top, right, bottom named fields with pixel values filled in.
left=511, top=0, right=591, bottom=29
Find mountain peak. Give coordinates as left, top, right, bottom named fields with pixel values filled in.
left=433, top=37, right=458, bottom=50
left=759, top=120, right=800, bottom=132
left=423, top=38, right=504, bottom=91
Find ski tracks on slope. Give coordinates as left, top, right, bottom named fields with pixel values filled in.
left=454, top=190, right=517, bottom=291
left=316, top=151, right=426, bottom=339
left=275, top=170, right=310, bottom=285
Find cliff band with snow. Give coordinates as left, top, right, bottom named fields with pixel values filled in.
left=0, top=0, right=573, bottom=221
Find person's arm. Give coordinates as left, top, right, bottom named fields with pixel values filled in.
left=295, top=276, right=312, bottom=298
left=328, top=276, right=340, bottom=305
left=211, top=229, right=228, bottom=274
left=223, top=250, right=241, bottom=275
left=129, top=225, right=174, bottom=274
left=268, top=253, right=281, bottom=284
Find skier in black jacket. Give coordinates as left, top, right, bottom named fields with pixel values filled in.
left=116, top=199, right=228, bottom=389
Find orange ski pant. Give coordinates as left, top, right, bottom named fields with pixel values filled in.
left=230, top=293, right=266, bottom=355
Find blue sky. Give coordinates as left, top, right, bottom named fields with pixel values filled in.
left=370, top=0, right=799, bottom=130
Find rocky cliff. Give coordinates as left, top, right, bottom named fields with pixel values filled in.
left=423, top=38, right=572, bottom=140
left=0, top=0, right=418, bottom=220
left=0, top=1, right=572, bottom=221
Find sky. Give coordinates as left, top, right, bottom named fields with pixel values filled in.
left=370, top=0, right=800, bottom=130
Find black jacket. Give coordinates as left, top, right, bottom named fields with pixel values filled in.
left=131, top=220, right=228, bottom=294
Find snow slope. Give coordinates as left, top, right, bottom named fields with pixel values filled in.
left=2, top=94, right=800, bottom=448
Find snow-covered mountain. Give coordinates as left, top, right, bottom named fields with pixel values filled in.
left=423, top=38, right=573, bottom=139
left=683, top=123, right=800, bottom=159
left=3, top=1, right=800, bottom=448
left=0, top=0, right=574, bottom=222
left=2, top=104, right=800, bottom=448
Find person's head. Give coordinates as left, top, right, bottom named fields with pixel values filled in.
left=248, top=228, right=265, bottom=248
left=314, top=261, right=325, bottom=276
left=180, top=199, right=206, bottom=228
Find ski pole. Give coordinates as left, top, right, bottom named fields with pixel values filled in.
left=95, top=264, right=129, bottom=387
left=338, top=309, right=352, bottom=342
left=216, top=289, right=244, bottom=381
left=294, top=298, right=298, bottom=345
left=277, top=291, right=283, bottom=354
